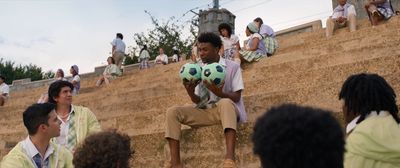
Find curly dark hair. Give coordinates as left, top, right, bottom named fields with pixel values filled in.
left=48, top=80, right=74, bottom=104
left=197, top=32, right=222, bottom=49
left=339, top=73, right=399, bottom=124
left=73, top=130, right=134, bottom=168
left=218, top=23, right=233, bottom=38
left=252, top=104, right=345, bottom=168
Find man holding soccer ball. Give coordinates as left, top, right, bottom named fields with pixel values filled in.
left=165, top=32, right=246, bottom=168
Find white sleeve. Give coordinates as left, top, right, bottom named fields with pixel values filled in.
left=232, top=67, right=244, bottom=92
left=2, top=85, right=9, bottom=94
left=347, top=5, right=356, bottom=16
left=332, top=11, right=341, bottom=19
left=164, top=55, right=168, bottom=64
left=232, top=35, right=239, bottom=44
left=73, top=75, right=80, bottom=82
left=110, top=39, right=116, bottom=46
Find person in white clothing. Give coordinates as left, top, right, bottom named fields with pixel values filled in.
left=0, top=75, right=9, bottom=106
left=326, top=0, right=357, bottom=37
left=155, top=48, right=168, bottom=65
left=111, top=33, right=126, bottom=69
left=70, top=65, right=80, bottom=95
left=218, top=23, right=241, bottom=64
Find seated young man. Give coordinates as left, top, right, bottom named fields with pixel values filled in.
left=73, top=130, right=134, bottom=168
left=339, top=73, right=400, bottom=168
left=48, top=80, right=101, bottom=152
left=165, top=32, right=246, bottom=168
left=1, top=103, right=73, bottom=168
left=0, top=75, right=10, bottom=106
left=252, top=104, right=345, bottom=168
left=155, top=47, right=169, bottom=65
left=326, top=0, right=357, bottom=37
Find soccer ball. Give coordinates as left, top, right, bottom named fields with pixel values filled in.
left=202, top=63, right=226, bottom=86
left=179, top=63, right=202, bottom=82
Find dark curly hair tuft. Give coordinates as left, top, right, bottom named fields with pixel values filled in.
left=252, top=104, right=345, bottom=168
left=73, top=130, right=134, bottom=168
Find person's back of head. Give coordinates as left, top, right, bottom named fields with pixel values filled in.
left=116, top=33, right=123, bottom=40
left=252, top=104, right=345, bottom=168
left=339, top=73, right=400, bottom=124
left=23, top=103, right=56, bottom=136
left=73, top=130, right=133, bottom=168
left=254, top=17, right=264, bottom=25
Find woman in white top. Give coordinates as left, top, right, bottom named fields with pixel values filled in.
left=96, top=57, right=121, bottom=86
left=239, top=22, right=267, bottom=62
left=218, top=23, right=241, bottom=64
left=70, top=65, right=80, bottom=95
left=139, top=45, right=150, bottom=69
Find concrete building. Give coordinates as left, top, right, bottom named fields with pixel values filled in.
left=198, top=1, right=236, bottom=35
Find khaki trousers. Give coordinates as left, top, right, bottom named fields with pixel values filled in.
left=325, top=14, right=356, bottom=37
left=113, top=52, right=125, bottom=69
left=165, top=98, right=238, bottom=140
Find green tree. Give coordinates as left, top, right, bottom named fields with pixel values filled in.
left=132, top=11, right=198, bottom=61
left=0, top=58, right=47, bottom=84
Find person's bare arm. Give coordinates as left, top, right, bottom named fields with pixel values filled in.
left=235, top=41, right=241, bottom=51
left=248, top=38, right=260, bottom=51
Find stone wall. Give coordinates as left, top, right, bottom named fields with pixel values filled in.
left=198, top=8, right=236, bottom=35
left=332, top=0, right=400, bottom=19
left=275, top=20, right=322, bottom=38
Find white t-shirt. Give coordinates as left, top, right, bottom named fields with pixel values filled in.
left=155, top=54, right=168, bottom=64
left=221, top=35, right=239, bottom=50
left=332, top=4, right=356, bottom=19
left=172, top=54, right=178, bottom=62
left=111, top=38, right=126, bottom=53
left=195, top=58, right=244, bottom=103
left=0, top=83, right=10, bottom=97
left=246, top=33, right=263, bottom=49
left=56, top=107, right=74, bottom=147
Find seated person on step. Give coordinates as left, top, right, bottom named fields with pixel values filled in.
left=239, top=22, right=268, bottom=62
left=252, top=104, right=345, bottom=168
left=73, top=130, right=134, bottom=168
left=38, top=69, right=68, bottom=103
left=48, top=80, right=101, bottom=153
left=218, top=23, right=241, bottom=64
left=254, top=17, right=278, bottom=56
left=326, top=0, right=357, bottom=37
left=155, top=47, right=169, bottom=65
left=339, top=73, right=400, bottom=168
left=96, top=57, right=121, bottom=86
left=365, top=0, right=395, bottom=26
left=0, top=75, right=10, bottom=106
left=165, top=32, right=246, bottom=168
left=69, top=65, right=81, bottom=95
left=1, top=103, right=73, bottom=168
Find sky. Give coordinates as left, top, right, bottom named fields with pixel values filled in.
left=0, top=0, right=333, bottom=74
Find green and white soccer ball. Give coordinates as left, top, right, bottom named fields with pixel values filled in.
left=179, top=63, right=202, bottom=82
left=202, top=63, right=226, bottom=86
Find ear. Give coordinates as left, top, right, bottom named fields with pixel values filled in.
left=38, top=124, right=49, bottom=133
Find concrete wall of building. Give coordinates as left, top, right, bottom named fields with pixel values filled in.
left=332, top=0, right=399, bottom=19
left=198, top=8, right=236, bottom=35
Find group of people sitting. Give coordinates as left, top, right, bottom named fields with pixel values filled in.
left=137, top=46, right=182, bottom=70
left=326, top=0, right=397, bottom=37
left=191, top=17, right=279, bottom=65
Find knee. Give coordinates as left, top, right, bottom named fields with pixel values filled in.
left=166, top=106, right=180, bottom=120
left=218, top=98, right=235, bottom=107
